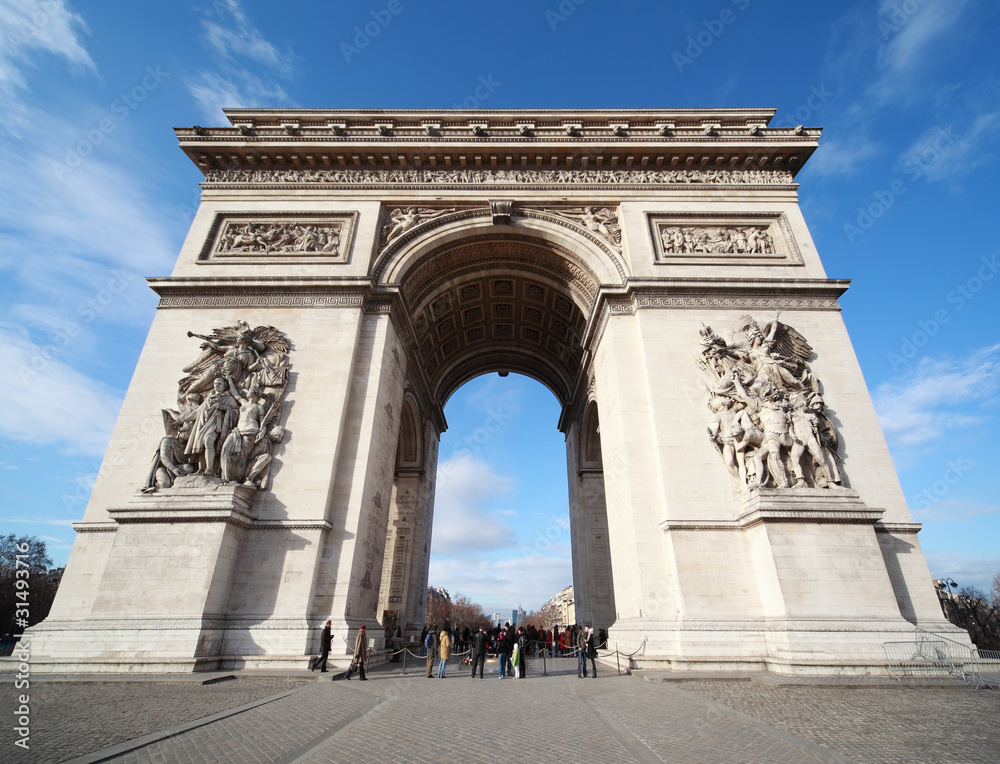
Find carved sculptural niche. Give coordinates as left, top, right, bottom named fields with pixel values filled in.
left=142, top=321, right=292, bottom=493
left=697, top=315, right=842, bottom=492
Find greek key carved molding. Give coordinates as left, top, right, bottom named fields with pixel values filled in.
left=634, top=295, right=839, bottom=310
left=157, top=292, right=366, bottom=309
left=205, top=167, right=796, bottom=187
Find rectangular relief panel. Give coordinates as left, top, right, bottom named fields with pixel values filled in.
left=647, top=212, right=802, bottom=267
left=199, top=212, right=359, bottom=264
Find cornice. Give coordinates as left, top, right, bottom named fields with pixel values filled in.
left=176, top=108, right=819, bottom=177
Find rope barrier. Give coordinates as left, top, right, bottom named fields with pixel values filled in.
left=330, top=636, right=640, bottom=677
left=608, top=637, right=647, bottom=659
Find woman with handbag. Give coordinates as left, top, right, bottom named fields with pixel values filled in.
left=345, top=625, right=368, bottom=680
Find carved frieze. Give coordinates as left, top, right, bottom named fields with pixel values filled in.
left=205, top=167, right=796, bottom=187
left=141, top=321, right=292, bottom=495
left=648, top=213, right=802, bottom=266
left=698, top=316, right=843, bottom=492
left=661, top=225, right=774, bottom=255
left=200, top=213, right=357, bottom=263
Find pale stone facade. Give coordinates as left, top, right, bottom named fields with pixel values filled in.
left=26, top=109, right=966, bottom=674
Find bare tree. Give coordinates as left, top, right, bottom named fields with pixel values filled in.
left=525, top=600, right=560, bottom=630
left=992, top=572, right=1000, bottom=608
left=1, top=534, right=58, bottom=635
left=959, top=585, right=988, bottom=602
left=449, top=592, right=492, bottom=631
left=424, top=588, right=451, bottom=628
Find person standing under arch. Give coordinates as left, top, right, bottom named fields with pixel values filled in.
left=437, top=625, right=451, bottom=678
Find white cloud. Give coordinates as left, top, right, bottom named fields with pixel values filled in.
left=431, top=453, right=516, bottom=555
left=0, top=0, right=96, bottom=133
left=804, top=136, right=881, bottom=178
left=871, top=0, right=974, bottom=103
left=0, top=326, right=123, bottom=456
left=923, top=551, right=1000, bottom=595
left=203, top=0, right=289, bottom=73
left=876, top=0, right=969, bottom=74
left=913, top=497, right=1000, bottom=523
left=0, top=107, right=177, bottom=368
left=900, top=114, right=1000, bottom=183
left=187, top=70, right=290, bottom=124
left=186, top=0, right=294, bottom=124
left=429, top=552, right=572, bottom=614
left=874, top=344, right=1000, bottom=446
left=0, top=517, right=77, bottom=526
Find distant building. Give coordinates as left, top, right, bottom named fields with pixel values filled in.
left=534, top=585, right=575, bottom=627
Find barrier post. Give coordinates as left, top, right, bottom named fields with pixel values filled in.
left=616, top=642, right=621, bottom=675
left=401, top=647, right=407, bottom=676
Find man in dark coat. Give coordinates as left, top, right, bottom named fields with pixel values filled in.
left=471, top=627, right=488, bottom=678
left=576, top=625, right=589, bottom=678
left=311, top=619, right=332, bottom=672
left=515, top=628, right=528, bottom=678
left=585, top=625, right=598, bottom=678
left=424, top=625, right=438, bottom=678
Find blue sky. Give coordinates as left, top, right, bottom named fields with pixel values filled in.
left=0, top=0, right=997, bottom=613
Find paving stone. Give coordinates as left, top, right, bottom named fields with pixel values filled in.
left=3, top=659, right=998, bottom=764
left=678, top=680, right=1000, bottom=764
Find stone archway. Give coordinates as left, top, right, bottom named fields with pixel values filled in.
left=370, top=214, right=625, bottom=642
left=25, top=108, right=965, bottom=675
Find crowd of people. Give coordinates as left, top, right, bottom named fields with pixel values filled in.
left=417, top=621, right=608, bottom=679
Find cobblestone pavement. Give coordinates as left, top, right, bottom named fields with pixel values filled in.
left=678, top=679, right=1000, bottom=764
left=2, top=659, right=997, bottom=763
left=5, top=676, right=310, bottom=764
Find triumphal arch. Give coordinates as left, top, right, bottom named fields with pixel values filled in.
left=29, top=109, right=962, bottom=674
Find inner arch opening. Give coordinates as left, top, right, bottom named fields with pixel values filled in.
left=427, top=372, right=573, bottom=623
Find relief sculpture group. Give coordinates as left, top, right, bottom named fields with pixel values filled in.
left=698, top=315, right=842, bottom=491
left=142, top=321, right=292, bottom=493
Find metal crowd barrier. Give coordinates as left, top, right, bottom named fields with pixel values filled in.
left=883, top=628, right=999, bottom=689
